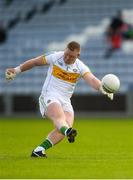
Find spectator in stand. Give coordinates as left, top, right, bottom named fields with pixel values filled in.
left=104, top=10, right=126, bottom=59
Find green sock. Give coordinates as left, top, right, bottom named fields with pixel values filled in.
left=60, top=126, right=68, bottom=136
left=40, top=139, right=53, bottom=150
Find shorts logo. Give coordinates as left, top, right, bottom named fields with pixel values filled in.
left=47, top=100, right=51, bottom=104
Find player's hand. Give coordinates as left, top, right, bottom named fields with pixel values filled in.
left=99, top=85, right=114, bottom=100
left=5, top=68, right=16, bottom=81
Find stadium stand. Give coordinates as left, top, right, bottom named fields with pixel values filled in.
left=1, top=0, right=133, bottom=96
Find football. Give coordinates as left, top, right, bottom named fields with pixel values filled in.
left=101, top=74, right=120, bottom=93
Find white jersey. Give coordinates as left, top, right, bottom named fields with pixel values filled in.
left=41, top=51, right=91, bottom=99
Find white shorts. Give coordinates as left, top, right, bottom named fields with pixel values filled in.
left=39, top=93, right=74, bottom=117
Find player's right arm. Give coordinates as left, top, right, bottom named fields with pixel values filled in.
left=5, top=55, right=47, bottom=80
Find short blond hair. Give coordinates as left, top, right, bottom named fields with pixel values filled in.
left=67, top=41, right=80, bottom=51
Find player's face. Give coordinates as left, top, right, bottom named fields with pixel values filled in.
left=64, top=48, right=80, bottom=64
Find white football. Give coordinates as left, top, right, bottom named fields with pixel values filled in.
left=101, top=74, right=120, bottom=93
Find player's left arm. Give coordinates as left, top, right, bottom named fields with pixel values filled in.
left=82, top=72, right=101, bottom=90
left=82, top=72, right=114, bottom=100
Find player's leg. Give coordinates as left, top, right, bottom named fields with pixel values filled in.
left=46, top=102, right=69, bottom=130
left=31, top=100, right=70, bottom=157
left=32, top=128, right=65, bottom=158
left=34, top=110, right=75, bottom=154
left=31, top=96, right=76, bottom=157
left=44, top=101, right=77, bottom=143
left=46, top=102, right=77, bottom=140
left=31, top=102, right=66, bottom=157
left=63, top=103, right=77, bottom=143
left=64, top=111, right=74, bottom=127
left=42, top=111, right=75, bottom=146
left=31, top=111, right=76, bottom=157
left=47, top=99, right=77, bottom=144
left=46, top=128, right=64, bottom=145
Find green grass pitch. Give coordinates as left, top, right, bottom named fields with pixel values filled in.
left=0, top=117, right=133, bottom=179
